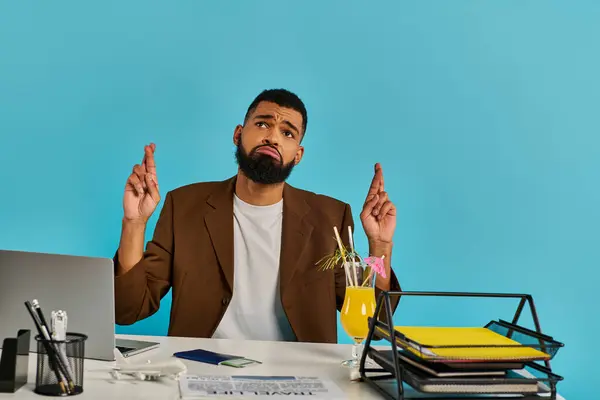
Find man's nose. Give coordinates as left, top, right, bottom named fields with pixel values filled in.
left=262, top=129, right=280, bottom=146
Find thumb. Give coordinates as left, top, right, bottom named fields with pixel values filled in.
left=361, top=194, right=379, bottom=216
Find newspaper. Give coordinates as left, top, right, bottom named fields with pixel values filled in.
left=178, top=374, right=347, bottom=399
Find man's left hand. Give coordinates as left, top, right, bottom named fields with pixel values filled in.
left=360, top=163, right=396, bottom=246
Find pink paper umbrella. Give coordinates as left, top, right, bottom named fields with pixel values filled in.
left=364, top=256, right=386, bottom=279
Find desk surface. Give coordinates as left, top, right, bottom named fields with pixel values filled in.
left=0, top=334, right=565, bottom=400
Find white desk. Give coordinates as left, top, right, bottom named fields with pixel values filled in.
left=0, top=334, right=565, bottom=399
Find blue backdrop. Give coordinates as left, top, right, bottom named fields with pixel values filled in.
left=1, top=1, right=597, bottom=398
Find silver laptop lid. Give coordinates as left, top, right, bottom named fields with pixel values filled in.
left=0, top=249, right=116, bottom=361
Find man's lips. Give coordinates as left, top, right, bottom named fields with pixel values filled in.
left=256, top=146, right=281, bottom=160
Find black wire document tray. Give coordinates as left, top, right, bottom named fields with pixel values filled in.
left=359, top=291, right=565, bottom=400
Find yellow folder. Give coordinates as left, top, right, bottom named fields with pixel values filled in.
left=387, top=326, right=550, bottom=362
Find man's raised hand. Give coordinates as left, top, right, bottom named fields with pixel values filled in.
left=123, top=143, right=160, bottom=224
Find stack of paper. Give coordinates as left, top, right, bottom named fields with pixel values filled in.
left=395, top=326, right=551, bottom=362
left=372, top=325, right=556, bottom=395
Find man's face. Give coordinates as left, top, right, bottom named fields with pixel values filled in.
left=234, top=101, right=305, bottom=184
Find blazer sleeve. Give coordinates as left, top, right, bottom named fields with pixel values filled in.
left=113, top=191, right=175, bottom=325
left=335, top=202, right=401, bottom=318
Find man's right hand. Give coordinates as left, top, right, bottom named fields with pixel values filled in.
left=123, top=143, right=160, bottom=224
left=117, top=143, right=160, bottom=276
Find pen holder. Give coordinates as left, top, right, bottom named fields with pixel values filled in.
left=34, top=333, right=87, bottom=397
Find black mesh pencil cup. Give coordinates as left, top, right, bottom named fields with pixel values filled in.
left=34, top=333, right=87, bottom=396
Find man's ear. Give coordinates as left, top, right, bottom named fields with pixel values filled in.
left=233, top=125, right=243, bottom=145
left=294, top=145, right=304, bottom=165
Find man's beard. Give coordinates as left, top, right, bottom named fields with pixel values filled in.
left=235, top=142, right=296, bottom=185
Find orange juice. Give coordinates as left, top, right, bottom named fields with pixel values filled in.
left=341, top=287, right=376, bottom=342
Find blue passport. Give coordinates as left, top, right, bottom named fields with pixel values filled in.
left=173, top=348, right=261, bottom=368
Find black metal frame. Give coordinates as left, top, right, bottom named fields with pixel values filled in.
left=359, top=291, right=563, bottom=400
left=0, top=329, right=30, bottom=393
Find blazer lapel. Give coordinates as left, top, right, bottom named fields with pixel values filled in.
left=279, top=184, right=314, bottom=296
left=204, top=177, right=236, bottom=293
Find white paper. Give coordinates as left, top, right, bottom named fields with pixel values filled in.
left=178, top=374, right=347, bottom=399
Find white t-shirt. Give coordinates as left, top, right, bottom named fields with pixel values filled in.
left=212, top=194, right=296, bottom=341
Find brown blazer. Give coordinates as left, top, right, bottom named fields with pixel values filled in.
left=114, top=176, right=400, bottom=343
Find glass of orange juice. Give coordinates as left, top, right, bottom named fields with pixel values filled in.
left=340, top=262, right=377, bottom=368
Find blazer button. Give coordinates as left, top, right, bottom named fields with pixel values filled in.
left=222, top=297, right=230, bottom=306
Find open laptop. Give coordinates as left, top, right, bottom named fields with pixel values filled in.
left=0, top=249, right=159, bottom=361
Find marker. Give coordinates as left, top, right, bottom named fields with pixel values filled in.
left=51, top=310, right=76, bottom=387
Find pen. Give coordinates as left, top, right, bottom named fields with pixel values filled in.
left=51, top=310, right=76, bottom=385
left=32, top=300, right=75, bottom=392
left=25, top=301, right=68, bottom=394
